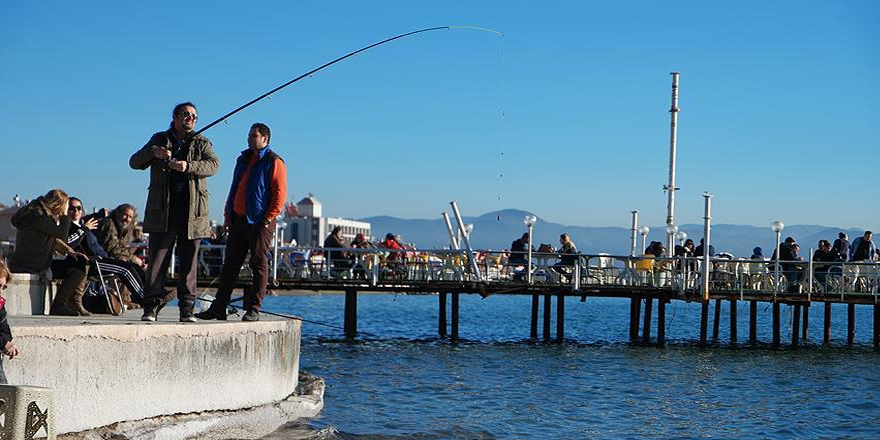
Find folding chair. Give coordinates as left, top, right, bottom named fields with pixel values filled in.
left=92, top=258, right=125, bottom=315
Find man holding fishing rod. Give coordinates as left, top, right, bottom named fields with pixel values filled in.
left=130, top=102, right=219, bottom=322
left=196, top=123, right=287, bottom=322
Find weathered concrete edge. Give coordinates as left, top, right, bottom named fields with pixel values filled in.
left=62, top=371, right=324, bottom=440
left=7, top=311, right=301, bottom=433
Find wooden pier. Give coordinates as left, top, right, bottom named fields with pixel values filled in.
left=202, top=250, right=880, bottom=348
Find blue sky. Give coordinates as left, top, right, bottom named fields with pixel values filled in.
left=1, top=1, right=877, bottom=230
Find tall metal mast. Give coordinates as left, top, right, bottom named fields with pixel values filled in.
left=665, top=72, right=680, bottom=253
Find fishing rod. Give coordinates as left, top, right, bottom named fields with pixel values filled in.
left=193, top=25, right=503, bottom=138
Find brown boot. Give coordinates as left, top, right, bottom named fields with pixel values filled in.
left=50, top=279, right=79, bottom=316
left=66, top=292, right=92, bottom=317
left=61, top=269, right=91, bottom=316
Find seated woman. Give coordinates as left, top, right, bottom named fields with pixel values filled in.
left=67, top=199, right=147, bottom=307
left=323, top=226, right=353, bottom=273
left=8, top=189, right=91, bottom=316
left=552, top=233, right=579, bottom=283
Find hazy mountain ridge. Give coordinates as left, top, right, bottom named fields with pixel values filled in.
left=361, top=209, right=865, bottom=257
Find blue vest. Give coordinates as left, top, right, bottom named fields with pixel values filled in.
left=225, top=146, right=282, bottom=224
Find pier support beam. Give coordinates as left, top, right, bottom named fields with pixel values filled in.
left=451, top=293, right=460, bottom=341
left=730, top=300, right=737, bottom=345
left=874, top=304, right=880, bottom=349
left=556, top=292, right=565, bottom=343
left=344, top=289, right=358, bottom=338
left=543, top=294, right=551, bottom=342
left=629, top=297, right=641, bottom=342
left=699, top=300, right=709, bottom=346
left=642, top=298, right=653, bottom=344
left=530, top=294, right=539, bottom=340
left=824, top=302, right=832, bottom=344
left=657, top=299, right=666, bottom=346
left=772, top=302, right=781, bottom=348
left=438, top=293, right=447, bottom=337
left=802, top=302, right=809, bottom=342
left=749, top=301, right=757, bottom=345
left=847, top=303, right=855, bottom=346
left=792, top=304, right=801, bottom=347
left=712, top=299, right=721, bottom=342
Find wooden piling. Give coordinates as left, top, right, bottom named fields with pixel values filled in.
left=543, top=294, right=551, bottom=341
left=847, top=303, right=855, bottom=346
left=730, top=300, right=737, bottom=345
left=657, top=299, right=666, bottom=346
left=874, top=304, right=880, bottom=349
left=438, top=292, right=447, bottom=337
left=712, top=299, right=721, bottom=341
left=772, top=302, right=780, bottom=348
left=629, top=297, right=641, bottom=342
left=556, top=292, right=565, bottom=343
left=824, top=302, right=831, bottom=344
left=749, top=300, right=757, bottom=345
left=802, top=302, right=809, bottom=341
left=344, top=289, right=358, bottom=338
left=699, top=300, right=709, bottom=345
left=792, top=304, right=801, bottom=347
left=642, top=298, right=653, bottom=344
left=530, top=294, right=539, bottom=340
left=451, top=293, right=460, bottom=340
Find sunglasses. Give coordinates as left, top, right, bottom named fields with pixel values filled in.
left=69, top=205, right=83, bottom=211
left=179, top=110, right=198, bottom=121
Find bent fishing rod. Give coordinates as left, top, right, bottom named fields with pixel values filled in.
left=192, top=25, right=502, bottom=138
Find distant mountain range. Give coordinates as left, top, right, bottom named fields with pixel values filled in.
left=360, top=209, right=864, bottom=257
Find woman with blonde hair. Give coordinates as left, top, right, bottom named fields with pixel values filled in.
left=552, top=233, right=579, bottom=283
left=8, top=189, right=91, bottom=315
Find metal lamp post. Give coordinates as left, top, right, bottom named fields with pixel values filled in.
left=665, top=224, right=678, bottom=255
left=771, top=221, right=785, bottom=294
left=524, top=214, right=537, bottom=284
left=639, top=225, right=650, bottom=255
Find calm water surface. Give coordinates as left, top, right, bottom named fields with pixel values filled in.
left=257, top=294, right=880, bottom=439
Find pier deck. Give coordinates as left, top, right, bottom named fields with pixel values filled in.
left=202, top=249, right=880, bottom=347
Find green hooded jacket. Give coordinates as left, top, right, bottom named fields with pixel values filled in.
left=129, top=129, right=219, bottom=240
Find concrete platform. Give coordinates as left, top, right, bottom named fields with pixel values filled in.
left=4, top=307, right=314, bottom=436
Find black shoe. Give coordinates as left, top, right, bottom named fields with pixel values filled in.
left=140, top=297, right=166, bottom=322
left=195, top=305, right=228, bottom=321
left=242, top=309, right=260, bottom=322
left=180, top=309, right=197, bottom=323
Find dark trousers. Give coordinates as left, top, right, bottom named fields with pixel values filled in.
left=146, top=228, right=200, bottom=310
left=94, top=258, right=147, bottom=302
left=214, top=215, right=275, bottom=311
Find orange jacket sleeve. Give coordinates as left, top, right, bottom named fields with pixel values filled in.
left=264, top=158, right=287, bottom=221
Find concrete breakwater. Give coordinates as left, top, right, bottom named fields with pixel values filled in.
left=4, top=308, right=322, bottom=438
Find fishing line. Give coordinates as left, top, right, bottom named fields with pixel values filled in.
left=197, top=295, right=382, bottom=337
left=193, top=25, right=503, bottom=139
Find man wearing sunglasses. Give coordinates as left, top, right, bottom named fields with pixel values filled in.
left=130, top=102, right=219, bottom=322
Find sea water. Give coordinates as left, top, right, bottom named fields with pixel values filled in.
left=258, top=293, right=880, bottom=439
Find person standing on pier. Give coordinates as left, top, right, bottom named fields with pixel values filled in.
left=832, top=232, right=850, bottom=261
left=130, top=102, right=219, bottom=322
left=196, top=123, right=287, bottom=322
left=849, top=231, right=875, bottom=262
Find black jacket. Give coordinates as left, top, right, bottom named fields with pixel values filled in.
left=0, top=306, right=12, bottom=349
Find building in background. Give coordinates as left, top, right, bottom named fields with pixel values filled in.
left=283, top=193, right=371, bottom=247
